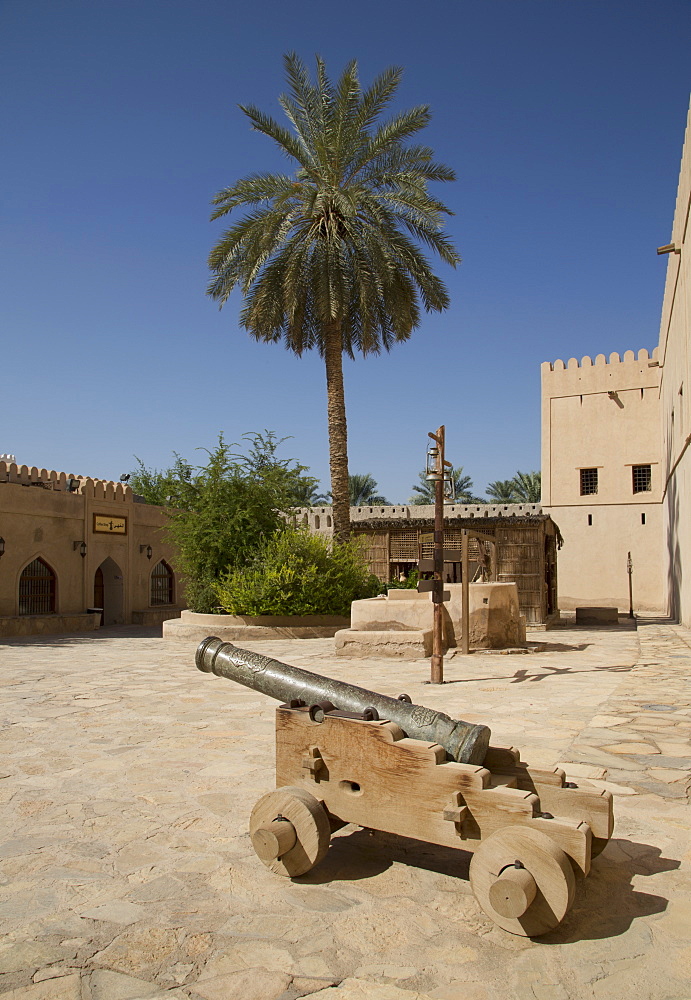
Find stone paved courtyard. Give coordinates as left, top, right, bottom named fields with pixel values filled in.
left=1, top=620, right=690, bottom=1000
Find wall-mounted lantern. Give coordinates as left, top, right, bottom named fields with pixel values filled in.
left=73, top=541, right=87, bottom=558
left=140, top=544, right=153, bottom=560
left=0, top=537, right=5, bottom=558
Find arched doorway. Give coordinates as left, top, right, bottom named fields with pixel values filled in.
left=94, top=557, right=124, bottom=625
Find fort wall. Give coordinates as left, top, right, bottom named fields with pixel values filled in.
left=659, top=104, right=691, bottom=624
left=0, top=463, right=184, bottom=631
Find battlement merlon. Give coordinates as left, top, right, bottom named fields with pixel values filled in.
left=541, top=348, right=660, bottom=396
left=0, top=462, right=132, bottom=501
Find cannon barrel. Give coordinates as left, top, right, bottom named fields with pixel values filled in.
left=195, top=637, right=491, bottom=765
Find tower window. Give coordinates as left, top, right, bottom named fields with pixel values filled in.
left=587, top=514, right=593, bottom=526
left=632, top=465, right=651, bottom=494
left=580, top=468, right=598, bottom=495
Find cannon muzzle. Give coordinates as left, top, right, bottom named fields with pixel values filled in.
left=196, top=637, right=490, bottom=765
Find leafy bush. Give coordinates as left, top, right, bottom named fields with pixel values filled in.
left=215, top=529, right=380, bottom=616
left=163, top=436, right=291, bottom=613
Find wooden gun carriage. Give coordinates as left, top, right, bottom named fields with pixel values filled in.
left=196, top=638, right=614, bottom=937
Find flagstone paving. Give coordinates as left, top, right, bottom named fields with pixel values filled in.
left=0, top=619, right=689, bottom=999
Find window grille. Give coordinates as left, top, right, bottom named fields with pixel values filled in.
left=151, top=560, right=174, bottom=605
left=632, top=465, right=651, bottom=494
left=19, top=558, right=56, bottom=615
left=390, top=530, right=418, bottom=560
left=580, top=468, right=598, bottom=495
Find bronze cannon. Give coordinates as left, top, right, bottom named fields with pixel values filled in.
left=195, top=635, right=490, bottom=764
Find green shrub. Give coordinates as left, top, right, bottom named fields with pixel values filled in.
left=385, top=569, right=419, bottom=591
left=215, top=529, right=380, bottom=616
left=163, top=437, right=290, bottom=613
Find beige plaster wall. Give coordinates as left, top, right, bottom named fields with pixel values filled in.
left=659, top=104, right=691, bottom=624
left=546, top=503, right=663, bottom=612
left=541, top=351, right=663, bottom=612
left=0, top=463, right=184, bottom=626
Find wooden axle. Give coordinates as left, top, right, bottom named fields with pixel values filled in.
left=251, top=818, right=297, bottom=862
left=488, top=864, right=537, bottom=919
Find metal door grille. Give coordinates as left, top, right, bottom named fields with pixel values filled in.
left=151, top=560, right=174, bottom=605
left=19, top=558, right=56, bottom=614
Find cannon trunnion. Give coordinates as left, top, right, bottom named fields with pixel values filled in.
left=196, top=639, right=614, bottom=937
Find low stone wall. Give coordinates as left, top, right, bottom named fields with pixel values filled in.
left=0, top=612, right=101, bottom=639
left=132, top=607, right=185, bottom=627
left=163, top=609, right=350, bottom=642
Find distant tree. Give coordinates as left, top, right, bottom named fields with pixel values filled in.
left=207, top=53, right=460, bottom=541
left=408, top=466, right=480, bottom=505
left=348, top=473, right=389, bottom=506
left=485, top=479, right=518, bottom=503
left=231, top=430, right=326, bottom=506
left=164, top=436, right=290, bottom=613
left=511, top=470, right=541, bottom=503
left=131, top=430, right=323, bottom=510
left=129, top=433, right=314, bottom=613
left=129, top=455, right=195, bottom=508
left=290, top=479, right=332, bottom=506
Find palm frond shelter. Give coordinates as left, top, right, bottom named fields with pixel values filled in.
left=295, top=504, right=562, bottom=628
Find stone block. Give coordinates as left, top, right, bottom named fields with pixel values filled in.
left=334, top=628, right=433, bottom=658
left=576, top=606, right=619, bottom=624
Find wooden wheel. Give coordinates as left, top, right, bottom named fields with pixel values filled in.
left=469, top=826, right=576, bottom=936
left=590, top=836, right=610, bottom=859
left=249, top=785, right=331, bottom=877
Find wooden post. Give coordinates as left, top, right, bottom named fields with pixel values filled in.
left=461, top=529, right=470, bottom=655
left=431, top=425, right=445, bottom=684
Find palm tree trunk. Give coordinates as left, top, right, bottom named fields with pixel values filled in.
left=324, top=320, right=350, bottom=541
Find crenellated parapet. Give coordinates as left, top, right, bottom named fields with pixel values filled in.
left=541, top=347, right=658, bottom=373
left=0, top=462, right=132, bottom=501
left=290, top=503, right=544, bottom=532
left=541, top=347, right=660, bottom=396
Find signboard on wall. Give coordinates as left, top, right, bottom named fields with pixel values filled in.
left=93, top=514, right=128, bottom=535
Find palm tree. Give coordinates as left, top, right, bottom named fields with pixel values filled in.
left=291, top=480, right=331, bottom=506
left=409, top=466, right=479, bottom=505
left=348, top=473, right=389, bottom=505
left=486, top=479, right=518, bottom=503
left=511, top=470, right=541, bottom=503
left=207, top=53, right=459, bottom=540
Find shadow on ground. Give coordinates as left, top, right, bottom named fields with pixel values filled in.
left=296, top=828, right=676, bottom=943
left=0, top=625, right=162, bottom=646
left=443, top=662, right=634, bottom=685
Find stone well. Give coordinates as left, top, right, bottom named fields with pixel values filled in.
left=335, top=582, right=525, bottom=657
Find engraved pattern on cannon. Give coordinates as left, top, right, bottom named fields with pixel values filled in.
left=196, top=636, right=490, bottom=764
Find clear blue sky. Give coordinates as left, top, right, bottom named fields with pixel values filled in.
left=1, top=0, right=689, bottom=503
